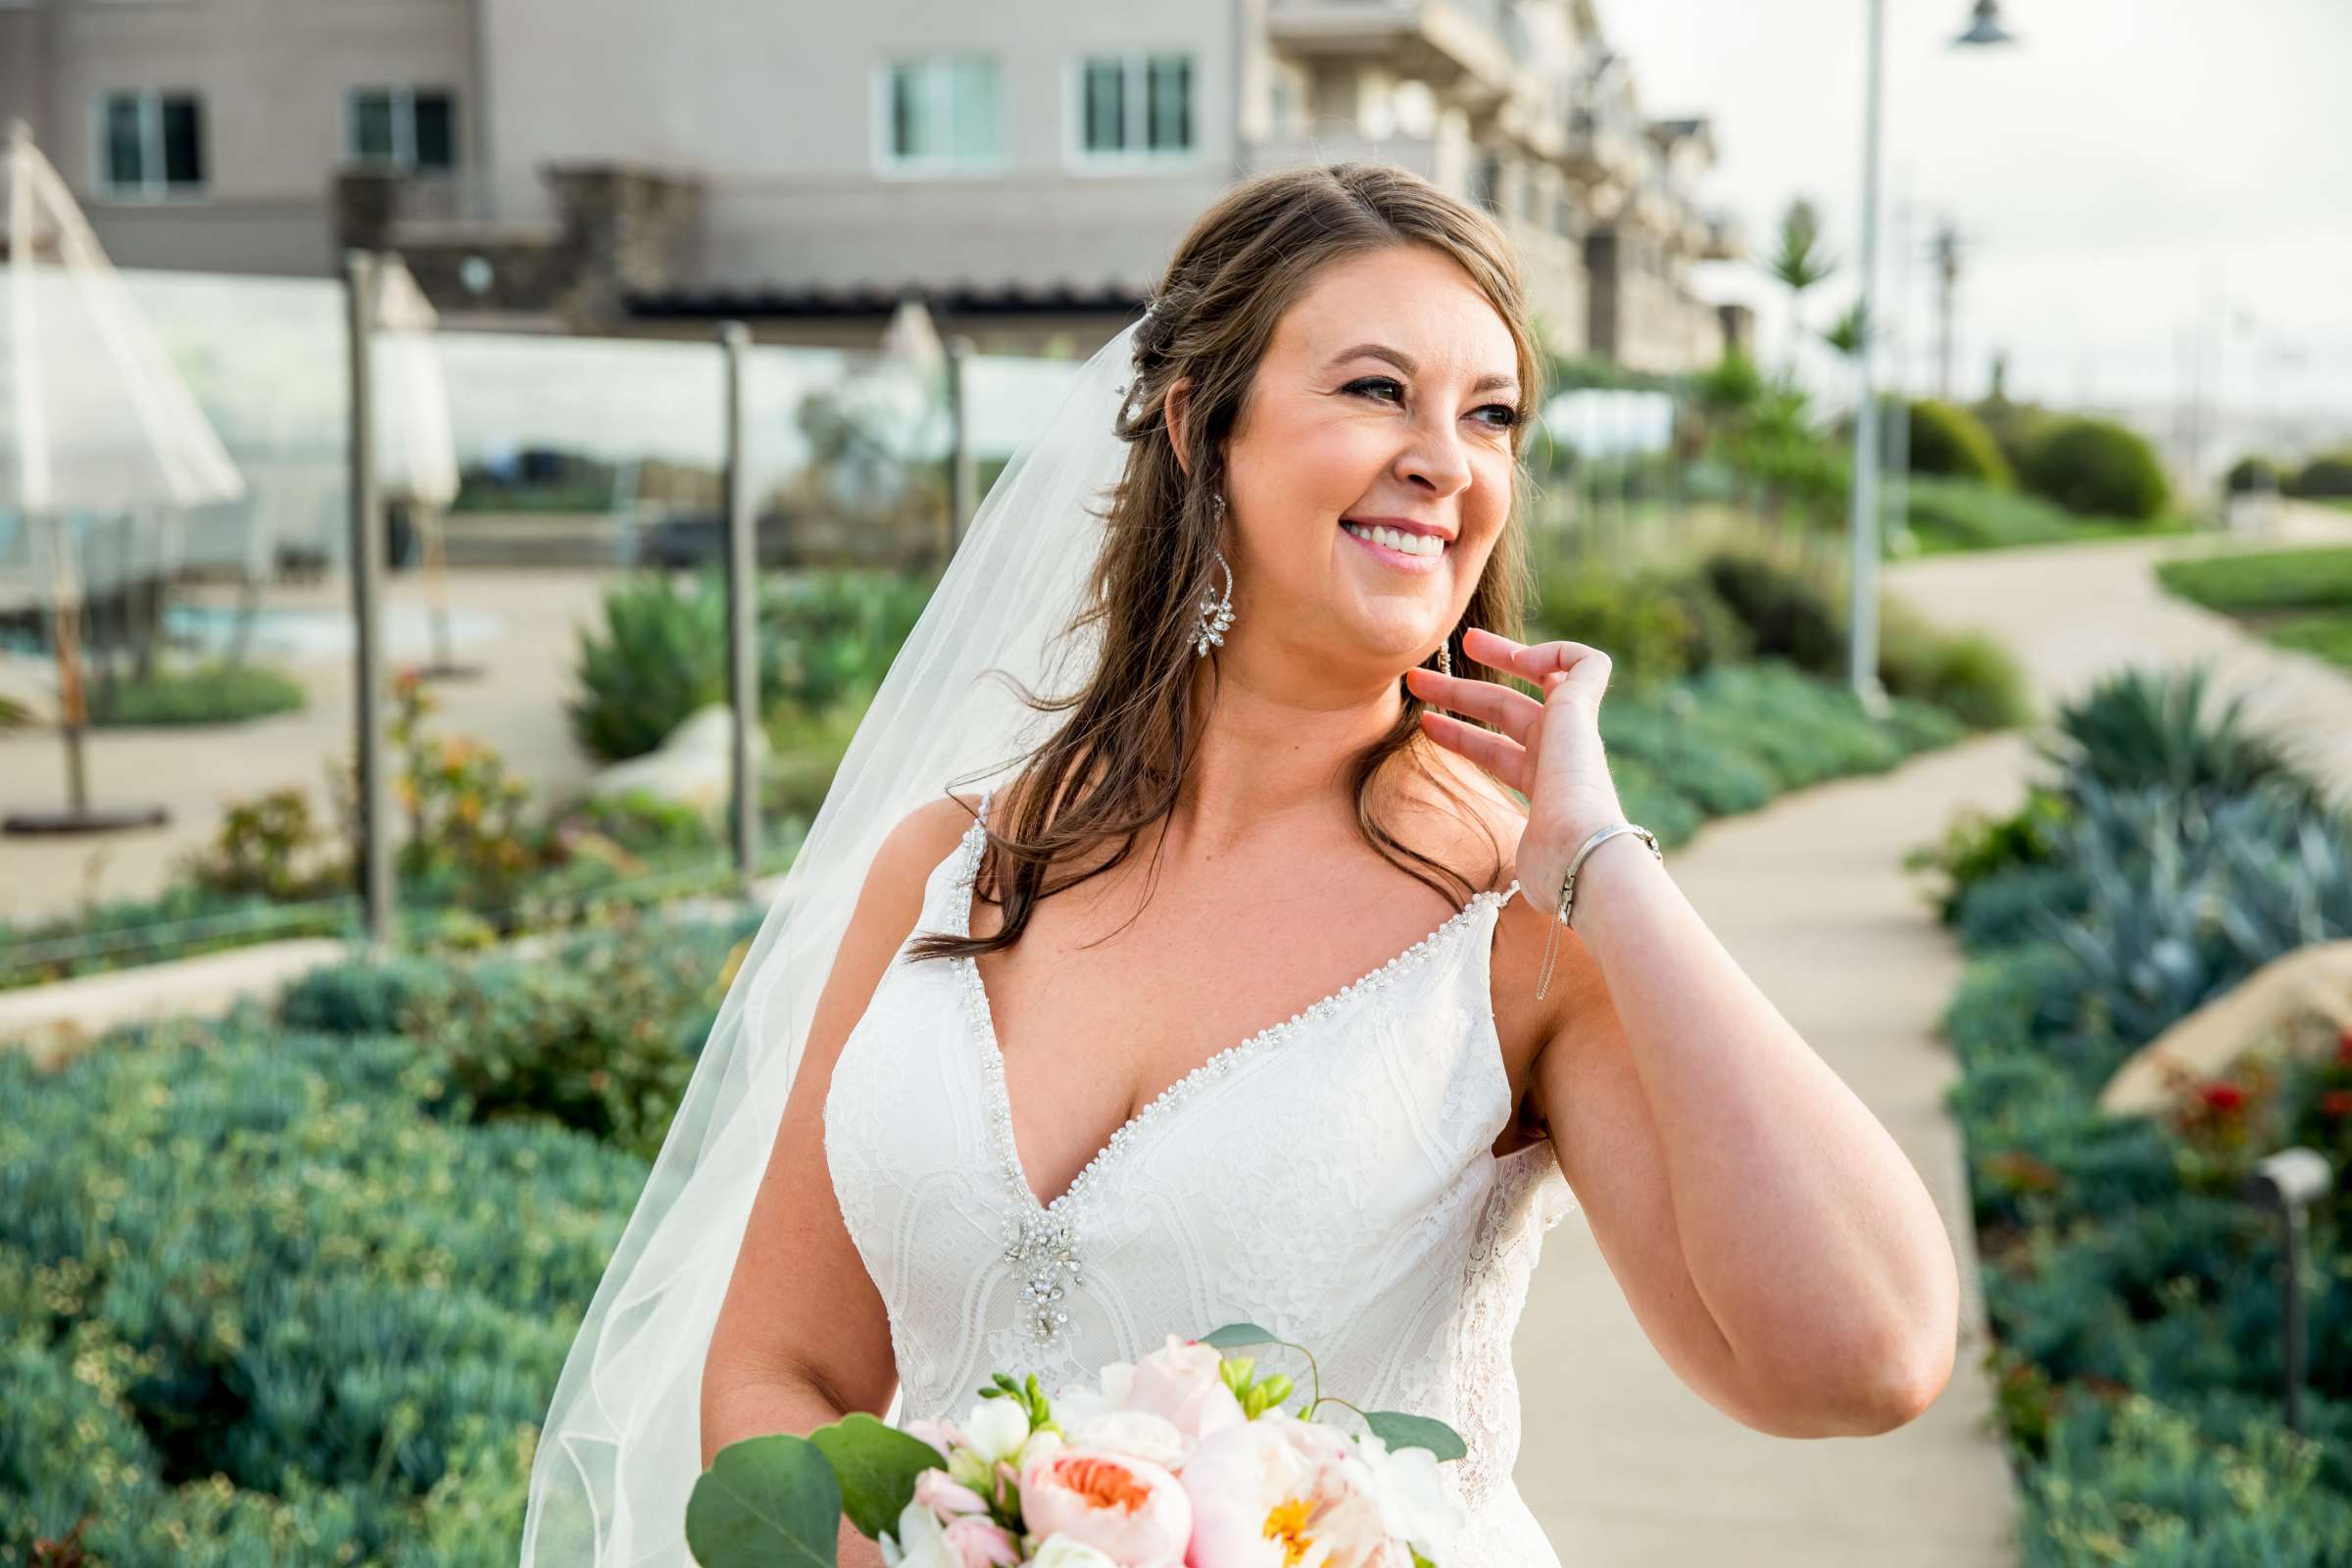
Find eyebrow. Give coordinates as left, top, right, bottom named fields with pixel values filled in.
left=1323, top=342, right=1519, bottom=397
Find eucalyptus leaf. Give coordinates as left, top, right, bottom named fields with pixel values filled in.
left=1362, top=1409, right=1468, bottom=1462
left=1200, top=1321, right=1284, bottom=1348
left=809, top=1412, right=949, bottom=1541
left=684, top=1434, right=841, bottom=1567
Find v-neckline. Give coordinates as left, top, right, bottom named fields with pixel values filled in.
left=948, top=787, right=1520, bottom=1222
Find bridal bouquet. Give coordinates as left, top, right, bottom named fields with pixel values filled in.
left=687, top=1322, right=1470, bottom=1567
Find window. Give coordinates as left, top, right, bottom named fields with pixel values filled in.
left=348, top=87, right=459, bottom=173
left=881, top=55, right=1004, bottom=172
left=97, top=90, right=205, bottom=197
left=1073, top=52, right=1195, bottom=162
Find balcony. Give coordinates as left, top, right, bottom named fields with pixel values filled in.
left=1267, top=0, right=1519, bottom=100
left=1562, top=107, right=1644, bottom=189
left=1246, top=130, right=1454, bottom=192
left=1698, top=209, right=1743, bottom=263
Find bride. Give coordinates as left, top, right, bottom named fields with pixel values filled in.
left=520, top=162, right=1960, bottom=1566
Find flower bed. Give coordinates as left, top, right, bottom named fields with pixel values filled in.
left=1909, top=662, right=2352, bottom=1561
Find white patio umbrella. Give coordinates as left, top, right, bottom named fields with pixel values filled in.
left=368, top=256, right=472, bottom=677
left=2, top=119, right=246, bottom=834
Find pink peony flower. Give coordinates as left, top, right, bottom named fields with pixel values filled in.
left=913, top=1467, right=992, bottom=1519
left=1019, top=1446, right=1194, bottom=1567
left=1180, top=1413, right=1395, bottom=1568
left=906, top=1416, right=967, bottom=1454
left=1124, top=1336, right=1247, bottom=1453
left=941, top=1514, right=1023, bottom=1567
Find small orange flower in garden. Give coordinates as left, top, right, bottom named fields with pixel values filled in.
left=2322, top=1091, right=2352, bottom=1119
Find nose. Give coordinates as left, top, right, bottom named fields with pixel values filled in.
left=1394, top=409, right=1474, bottom=502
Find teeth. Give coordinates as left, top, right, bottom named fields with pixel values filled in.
left=1342, top=521, right=1444, bottom=557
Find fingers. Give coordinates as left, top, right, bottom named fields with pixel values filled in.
left=1418, top=710, right=1529, bottom=795
left=1462, top=626, right=1610, bottom=704
left=1401, top=664, right=1544, bottom=746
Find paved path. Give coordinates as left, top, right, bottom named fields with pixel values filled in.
left=1511, top=502, right=2352, bottom=1565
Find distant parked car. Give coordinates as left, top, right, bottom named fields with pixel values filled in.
left=635, top=507, right=801, bottom=570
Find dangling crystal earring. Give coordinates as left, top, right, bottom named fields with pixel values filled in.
left=1196, top=496, right=1235, bottom=658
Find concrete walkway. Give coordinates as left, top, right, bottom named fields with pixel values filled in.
left=1512, top=502, right=2352, bottom=1565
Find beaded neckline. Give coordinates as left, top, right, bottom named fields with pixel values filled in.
left=950, top=785, right=1522, bottom=1226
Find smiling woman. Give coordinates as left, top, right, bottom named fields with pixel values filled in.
left=526, top=161, right=1957, bottom=1568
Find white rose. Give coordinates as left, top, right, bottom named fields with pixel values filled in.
left=877, top=1497, right=957, bottom=1568
left=959, top=1395, right=1033, bottom=1464
left=1350, top=1430, right=1468, bottom=1563
left=1029, top=1535, right=1120, bottom=1568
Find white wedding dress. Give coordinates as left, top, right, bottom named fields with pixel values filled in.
left=824, top=786, right=1579, bottom=1564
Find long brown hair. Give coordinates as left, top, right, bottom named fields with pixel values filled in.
left=907, top=161, right=1543, bottom=965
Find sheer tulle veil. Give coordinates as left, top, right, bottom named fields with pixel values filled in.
left=519, top=317, right=1148, bottom=1564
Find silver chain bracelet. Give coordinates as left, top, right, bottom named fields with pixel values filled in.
left=1534, top=821, right=1662, bottom=1001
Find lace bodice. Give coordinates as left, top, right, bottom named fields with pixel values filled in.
left=823, top=787, right=1580, bottom=1565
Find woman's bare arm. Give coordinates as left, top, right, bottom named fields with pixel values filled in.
left=699, top=793, right=978, bottom=1562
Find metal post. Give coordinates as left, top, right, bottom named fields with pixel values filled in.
left=720, top=320, right=759, bottom=893
left=946, top=333, right=977, bottom=559
left=1885, top=177, right=1914, bottom=553
left=345, top=249, right=395, bottom=955
left=1845, top=0, right=1889, bottom=714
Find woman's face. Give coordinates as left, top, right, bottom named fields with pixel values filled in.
left=1216, top=243, right=1521, bottom=681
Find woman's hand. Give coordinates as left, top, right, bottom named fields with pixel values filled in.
left=1402, top=625, right=1629, bottom=908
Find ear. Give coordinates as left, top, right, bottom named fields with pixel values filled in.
left=1165, top=374, right=1194, bottom=480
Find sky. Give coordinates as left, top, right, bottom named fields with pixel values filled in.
left=1592, top=0, right=2352, bottom=455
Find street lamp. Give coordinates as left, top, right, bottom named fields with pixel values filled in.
left=1953, top=0, right=2017, bottom=46
left=1845, top=0, right=2018, bottom=713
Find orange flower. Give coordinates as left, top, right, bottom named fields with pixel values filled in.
left=2322, top=1091, right=2352, bottom=1119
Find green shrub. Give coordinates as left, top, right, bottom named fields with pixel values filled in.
left=2018, top=1391, right=2352, bottom=1566
left=1903, top=781, right=2074, bottom=921
left=2224, top=455, right=2283, bottom=494
left=1879, top=597, right=2033, bottom=731
left=2285, top=450, right=2352, bottom=500
left=1974, top=397, right=2063, bottom=479
left=569, top=567, right=935, bottom=762
left=1594, top=661, right=1960, bottom=846
left=287, top=912, right=760, bottom=1159
left=567, top=569, right=789, bottom=762
left=1698, top=549, right=1847, bottom=672
left=1530, top=561, right=1750, bottom=693
left=0, top=1020, right=647, bottom=1565
left=2020, top=416, right=2171, bottom=521
left=86, top=659, right=307, bottom=727
left=1907, top=399, right=2013, bottom=487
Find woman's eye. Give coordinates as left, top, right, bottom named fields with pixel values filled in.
left=1344, top=377, right=1521, bottom=431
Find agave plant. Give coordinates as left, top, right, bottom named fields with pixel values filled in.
left=2029, top=778, right=2352, bottom=1062
left=2034, top=659, right=2338, bottom=818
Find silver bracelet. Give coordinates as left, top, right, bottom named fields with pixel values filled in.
left=1535, top=821, right=1662, bottom=1002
